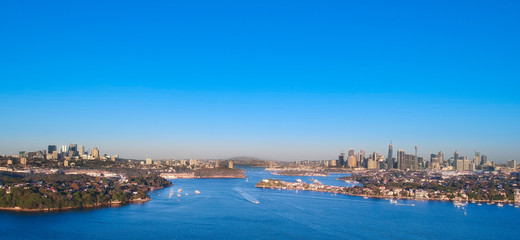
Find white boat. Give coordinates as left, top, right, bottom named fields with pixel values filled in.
left=497, top=203, right=504, bottom=207
left=185, top=193, right=189, bottom=196
left=390, top=199, right=397, bottom=204
left=169, top=188, right=174, bottom=198
left=178, top=189, right=182, bottom=193
left=478, top=203, right=482, bottom=206
left=195, top=190, right=200, bottom=194
left=177, top=194, right=181, bottom=197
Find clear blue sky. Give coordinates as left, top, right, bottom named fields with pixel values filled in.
left=1, top=1, right=519, bottom=161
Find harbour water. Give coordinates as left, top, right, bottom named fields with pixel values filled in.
left=1, top=166, right=519, bottom=239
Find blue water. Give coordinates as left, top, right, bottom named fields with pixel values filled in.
left=1, top=166, right=519, bottom=239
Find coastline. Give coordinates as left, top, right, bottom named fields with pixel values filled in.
left=0, top=198, right=151, bottom=213
left=256, top=180, right=519, bottom=205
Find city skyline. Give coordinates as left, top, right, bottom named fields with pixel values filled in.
left=1, top=141, right=512, bottom=164
left=1, top=1, right=519, bottom=162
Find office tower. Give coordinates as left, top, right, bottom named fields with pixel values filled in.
left=338, top=152, right=345, bottom=167
left=348, top=148, right=355, bottom=157
left=60, top=145, right=68, bottom=154
left=146, top=158, right=153, bottom=165
left=473, top=151, right=480, bottom=165
left=358, top=150, right=365, bottom=168
left=48, top=145, right=57, bottom=155
left=414, top=146, right=418, bottom=170
left=454, top=151, right=459, bottom=162
left=481, top=154, right=488, bottom=166
left=507, top=160, right=517, bottom=169
left=78, top=145, right=85, bottom=155
left=347, top=155, right=357, bottom=168
left=92, top=147, right=100, bottom=159
left=397, top=149, right=405, bottom=170
left=437, top=151, right=444, bottom=165
left=387, top=142, right=393, bottom=169
left=69, top=144, right=78, bottom=157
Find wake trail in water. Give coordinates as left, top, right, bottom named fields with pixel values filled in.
left=233, top=187, right=260, bottom=204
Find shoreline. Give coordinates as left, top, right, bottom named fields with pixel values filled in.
left=0, top=198, right=151, bottom=213
left=256, top=180, right=519, bottom=205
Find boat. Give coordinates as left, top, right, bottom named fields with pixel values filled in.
left=169, top=188, right=174, bottom=198
left=178, top=189, right=182, bottom=193
left=454, top=201, right=467, bottom=208
left=195, top=190, right=200, bottom=194
left=509, top=204, right=513, bottom=206
left=497, top=203, right=504, bottom=207
left=515, top=205, right=519, bottom=208
left=390, top=199, right=397, bottom=204
left=185, top=193, right=189, bottom=196
left=478, top=203, right=482, bottom=206
left=363, top=197, right=368, bottom=199
left=177, top=194, right=181, bottom=197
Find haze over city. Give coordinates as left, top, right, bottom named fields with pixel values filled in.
left=1, top=1, right=519, bottom=162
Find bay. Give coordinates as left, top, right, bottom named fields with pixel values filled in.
left=1, top=166, right=519, bottom=239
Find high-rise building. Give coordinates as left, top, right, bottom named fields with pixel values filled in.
left=146, top=158, right=153, bottom=165
left=348, top=148, right=355, bottom=157
left=347, top=155, right=357, bottom=168
left=228, top=160, right=234, bottom=169
left=338, top=152, right=345, bottom=167
left=507, top=160, right=517, bottom=169
left=454, top=151, right=459, bottom=162
left=437, top=151, right=444, bottom=165
left=69, top=144, right=78, bottom=155
left=78, top=145, right=85, bottom=156
left=60, top=145, right=68, bottom=155
left=91, top=147, right=100, bottom=159
left=48, top=145, right=57, bottom=155
left=387, top=142, right=393, bottom=169
left=414, top=145, right=418, bottom=170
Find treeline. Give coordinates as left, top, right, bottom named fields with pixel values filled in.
left=0, top=171, right=172, bottom=210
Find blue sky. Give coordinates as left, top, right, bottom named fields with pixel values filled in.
left=1, top=1, right=519, bottom=161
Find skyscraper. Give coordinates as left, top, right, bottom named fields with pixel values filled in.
left=92, top=147, right=100, bottom=159
left=338, top=152, right=345, bottom=167
left=437, top=151, right=444, bottom=165
left=78, top=145, right=85, bottom=156
left=386, top=142, right=393, bottom=169
left=48, top=145, right=57, bottom=155
left=348, top=148, right=355, bottom=157
left=414, top=145, right=418, bottom=170
left=398, top=149, right=405, bottom=170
